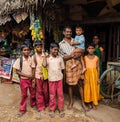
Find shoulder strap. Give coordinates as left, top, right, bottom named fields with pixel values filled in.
left=20, top=56, right=23, bottom=70
left=34, top=54, right=37, bottom=67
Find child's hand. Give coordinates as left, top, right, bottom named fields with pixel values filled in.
left=32, top=79, right=35, bottom=88
left=42, top=52, right=46, bottom=57
left=70, top=41, right=74, bottom=45
left=98, top=79, right=100, bottom=84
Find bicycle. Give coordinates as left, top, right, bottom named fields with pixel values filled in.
left=100, top=63, right=120, bottom=101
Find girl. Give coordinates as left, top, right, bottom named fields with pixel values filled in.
left=84, top=43, right=102, bottom=109
left=43, top=42, right=65, bottom=118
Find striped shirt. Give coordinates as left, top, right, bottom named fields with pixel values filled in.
left=59, top=38, right=75, bottom=57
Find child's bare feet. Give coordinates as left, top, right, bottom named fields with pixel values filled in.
left=82, top=68, right=86, bottom=74
left=71, top=64, right=77, bottom=69
left=88, top=103, right=92, bottom=109
left=67, top=102, right=73, bottom=109
left=92, top=105, right=97, bottom=110
left=82, top=103, right=90, bottom=111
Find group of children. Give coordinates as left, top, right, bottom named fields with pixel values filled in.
left=13, top=26, right=102, bottom=118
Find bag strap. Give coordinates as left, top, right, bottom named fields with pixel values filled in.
left=20, top=56, right=23, bottom=71
left=33, top=54, right=37, bottom=67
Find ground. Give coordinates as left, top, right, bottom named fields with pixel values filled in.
left=0, top=83, right=120, bottom=122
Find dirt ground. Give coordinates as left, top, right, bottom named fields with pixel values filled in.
left=0, top=83, right=120, bottom=122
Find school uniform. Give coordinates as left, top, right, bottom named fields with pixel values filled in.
left=33, top=53, right=49, bottom=112
left=47, top=55, right=65, bottom=111
left=13, top=56, right=36, bottom=113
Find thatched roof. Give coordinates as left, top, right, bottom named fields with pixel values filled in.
left=0, top=0, right=55, bottom=25
left=0, top=0, right=120, bottom=25
left=0, top=0, right=37, bottom=25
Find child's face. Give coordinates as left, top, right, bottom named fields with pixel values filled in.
left=87, top=46, right=95, bottom=55
left=76, top=28, right=83, bottom=36
left=50, top=47, right=59, bottom=57
left=35, top=45, right=42, bottom=53
left=21, top=47, right=30, bottom=57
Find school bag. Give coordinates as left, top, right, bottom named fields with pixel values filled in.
left=33, top=54, right=48, bottom=80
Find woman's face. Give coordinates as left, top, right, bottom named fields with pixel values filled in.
left=93, top=36, right=99, bottom=45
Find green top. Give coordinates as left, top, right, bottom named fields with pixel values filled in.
left=94, top=46, right=103, bottom=75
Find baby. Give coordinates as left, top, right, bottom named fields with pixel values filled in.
left=71, top=26, right=86, bottom=73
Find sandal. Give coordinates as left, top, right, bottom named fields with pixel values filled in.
left=35, top=110, right=46, bottom=119
left=17, top=111, right=25, bottom=117
left=32, top=106, right=37, bottom=110
left=49, top=111, right=55, bottom=118
left=59, top=111, right=65, bottom=118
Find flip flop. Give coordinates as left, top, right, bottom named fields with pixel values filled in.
left=59, top=111, right=65, bottom=118
left=49, top=111, right=55, bottom=118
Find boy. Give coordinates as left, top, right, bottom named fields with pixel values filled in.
left=13, top=44, right=36, bottom=117
left=71, top=26, right=86, bottom=73
left=33, top=40, right=49, bottom=117
left=43, top=42, right=65, bottom=118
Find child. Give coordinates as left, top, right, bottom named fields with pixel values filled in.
left=42, top=42, right=65, bottom=118
left=84, top=43, right=102, bottom=109
left=33, top=40, right=49, bottom=117
left=13, top=44, right=36, bottom=117
left=71, top=26, right=86, bottom=73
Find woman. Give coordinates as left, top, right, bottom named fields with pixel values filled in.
left=93, top=35, right=104, bottom=75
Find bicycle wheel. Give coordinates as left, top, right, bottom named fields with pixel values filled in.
left=100, top=66, right=120, bottom=98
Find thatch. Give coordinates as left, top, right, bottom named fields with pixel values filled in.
left=0, top=0, right=55, bottom=25
left=0, top=0, right=36, bottom=25
left=0, top=0, right=36, bottom=16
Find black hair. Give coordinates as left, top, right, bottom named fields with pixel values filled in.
left=34, top=40, right=42, bottom=47
left=76, top=25, right=83, bottom=30
left=50, top=42, right=59, bottom=49
left=86, top=43, right=95, bottom=49
left=23, top=39, right=31, bottom=46
left=93, top=34, right=100, bottom=39
left=21, top=44, right=30, bottom=51
left=63, top=26, right=72, bottom=31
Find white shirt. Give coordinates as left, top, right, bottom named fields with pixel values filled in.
left=47, top=55, right=65, bottom=81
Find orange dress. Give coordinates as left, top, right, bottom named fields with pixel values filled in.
left=84, top=56, right=102, bottom=105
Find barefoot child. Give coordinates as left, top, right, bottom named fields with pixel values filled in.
left=13, top=44, right=36, bottom=117
left=43, top=42, right=65, bottom=118
left=71, top=26, right=86, bottom=73
left=84, top=43, right=103, bottom=109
